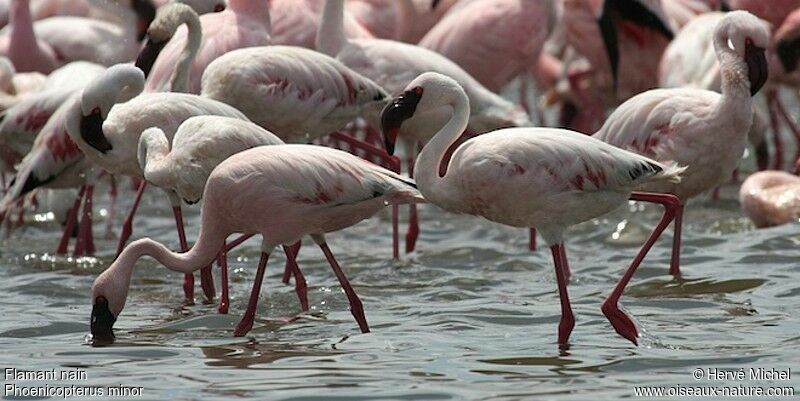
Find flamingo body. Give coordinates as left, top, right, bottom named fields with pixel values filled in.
left=740, top=170, right=800, bottom=228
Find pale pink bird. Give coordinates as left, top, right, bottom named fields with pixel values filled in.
left=89, top=144, right=424, bottom=341
left=268, top=0, right=373, bottom=49
left=0, top=0, right=59, bottom=73
left=726, top=0, right=800, bottom=28
left=318, top=0, right=531, bottom=253
left=137, top=0, right=270, bottom=94
left=595, top=11, right=769, bottom=277
left=419, top=0, right=558, bottom=93
left=380, top=72, right=684, bottom=346
left=740, top=169, right=800, bottom=228
left=65, top=63, right=249, bottom=302
left=403, top=0, right=459, bottom=43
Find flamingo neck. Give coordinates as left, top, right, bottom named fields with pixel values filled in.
left=316, top=0, right=348, bottom=56
left=713, top=29, right=753, bottom=127
left=9, top=0, right=37, bottom=58
left=414, top=90, right=470, bottom=207
left=138, top=129, right=170, bottom=184
left=229, top=0, right=271, bottom=30
left=171, top=9, right=202, bottom=93
left=395, top=0, right=414, bottom=41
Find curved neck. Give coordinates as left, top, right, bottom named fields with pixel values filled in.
left=170, top=8, right=202, bottom=93
left=316, top=0, right=349, bottom=56
left=414, top=90, right=470, bottom=199
left=395, top=0, right=415, bottom=41
left=138, top=130, right=170, bottom=179
left=229, top=0, right=271, bottom=30
left=9, top=0, right=36, bottom=55
left=713, top=26, right=750, bottom=99
left=113, top=68, right=146, bottom=104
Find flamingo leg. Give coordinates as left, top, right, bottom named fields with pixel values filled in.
left=233, top=251, right=270, bottom=337
left=218, top=244, right=229, bottom=314
left=602, top=192, right=680, bottom=345
left=315, top=238, right=369, bottom=333
left=56, top=186, right=86, bottom=255
left=115, top=180, right=147, bottom=257
left=529, top=228, right=537, bottom=251
left=550, top=243, right=575, bottom=346
left=406, top=156, right=419, bottom=253
left=773, top=92, right=800, bottom=162
left=282, top=243, right=308, bottom=312
left=105, top=175, right=117, bottom=240
left=172, top=205, right=195, bottom=304
left=392, top=204, right=399, bottom=259
left=669, top=201, right=684, bottom=278
left=281, top=241, right=301, bottom=284
left=73, top=185, right=95, bottom=256
left=767, top=89, right=785, bottom=170
left=225, top=233, right=254, bottom=252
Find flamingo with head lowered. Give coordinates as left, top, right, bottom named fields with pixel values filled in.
left=380, top=72, right=685, bottom=346
left=90, top=144, right=424, bottom=341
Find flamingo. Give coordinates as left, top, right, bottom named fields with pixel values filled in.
left=136, top=115, right=309, bottom=312
left=418, top=0, right=558, bottom=94
left=594, top=10, right=769, bottom=277
left=65, top=63, right=250, bottom=302
left=725, top=0, right=800, bottom=28
left=317, top=0, right=531, bottom=254
left=740, top=168, right=800, bottom=228
left=136, top=0, right=270, bottom=94
left=380, top=72, right=684, bottom=345
left=89, top=144, right=424, bottom=341
left=0, top=0, right=59, bottom=74
left=200, top=46, right=389, bottom=144
left=268, top=0, right=372, bottom=49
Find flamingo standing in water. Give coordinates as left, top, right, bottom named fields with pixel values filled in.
left=89, top=144, right=424, bottom=341
left=380, top=72, right=684, bottom=345
left=595, top=10, right=769, bottom=277
left=136, top=0, right=271, bottom=93
left=65, top=63, right=249, bottom=303
left=137, top=115, right=309, bottom=313
left=317, top=0, right=531, bottom=254
left=740, top=166, right=800, bottom=228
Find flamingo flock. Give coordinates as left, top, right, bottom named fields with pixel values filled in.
left=0, top=0, right=796, bottom=348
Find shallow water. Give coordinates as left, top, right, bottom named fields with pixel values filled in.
left=1, top=177, right=798, bottom=400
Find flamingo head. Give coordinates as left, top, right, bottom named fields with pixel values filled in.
left=381, top=87, right=422, bottom=155
left=717, top=11, right=770, bottom=96
left=89, top=261, right=132, bottom=344
left=131, top=0, right=157, bottom=42
left=135, top=3, right=198, bottom=77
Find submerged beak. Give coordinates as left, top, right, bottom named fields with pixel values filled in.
left=90, top=296, right=117, bottom=343
left=80, top=108, right=113, bottom=153
left=135, top=38, right=167, bottom=77
left=745, top=40, right=768, bottom=96
left=380, top=88, right=423, bottom=155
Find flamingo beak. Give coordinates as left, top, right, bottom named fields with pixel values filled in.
left=80, top=108, right=113, bottom=154
left=597, top=4, right=619, bottom=88
left=380, top=88, right=423, bottom=155
left=135, top=38, right=167, bottom=77
left=745, top=40, right=768, bottom=96
left=90, top=296, right=117, bottom=343
left=131, top=0, right=156, bottom=42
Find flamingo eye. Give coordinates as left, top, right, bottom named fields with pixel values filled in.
left=91, top=107, right=101, bottom=116
left=213, top=3, right=225, bottom=12
left=412, top=86, right=423, bottom=95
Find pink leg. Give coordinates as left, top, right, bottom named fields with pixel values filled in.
left=561, top=244, right=571, bottom=282
left=669, top=201, right=684, bottom=278
left=549, top=243, right=575, bottom=346
left=529, top=228, right=537, bottom=251
left=172, top=206, right=195, bottom=304
left=115, top=180, right=147, bottom=257
left=602, top=192, right=680, bottom=345
left=226, top=233, right=254, bottom=252
left=281, top=241, right=301, bottom=284
left=392, top=204, right=399, bottom=260
left=767, top=89, right=784, bottom=170
left=282, top=243, right=308, bottom=312
left=233, top=252, right=269, bottom=337
left=405, top=157, right=419, bottom=253
left=73, top=185, right=95, bottom=256
left=317, top=240, right=369, bottom=333
left=56, top=186, right=85, bottom=255
left=773, top=93, right=800, bottom=162
left=218, top=244, right=229, bottom=314
left=105, top=175, right=117, bottom=240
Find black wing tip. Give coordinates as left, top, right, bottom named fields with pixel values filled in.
left=628, top=161, right=663, bottom=181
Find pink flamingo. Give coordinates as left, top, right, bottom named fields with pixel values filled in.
left=89, top=144, right=423, bottom=341
left=380, top=72, right=684, bottom=346
left=419, top=0, right=558, bottom=94
left=137, top=0, right=270, bottom=94
left=318, top=0, right=531, bottom=254
left=595, top=10, right=769, bottom=277
left=0, top=56, right=47, bottom=111
left=0, top=0, right=58, bottom=73
left=726, top=0, right=800, bottom=28
left=268, top=0, right=372, bottom=49
left=65, top=63, right=249, bottom=303
left=740, top=168, right=800, bottom=228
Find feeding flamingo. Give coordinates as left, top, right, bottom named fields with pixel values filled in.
left=65, top=63, right=249, bottom=303
left=317, top=0, right=531, bottom=254
left=136, top=0, right=270, bottom=94
left=740, top=167, right=800, bottom=228
left=380, top=72, right=684, bottom=345
left=89, top=144, right=424, bottom=341
left=137, top=115, right=309, bottom=312
left=594, top=10, right=769, bottom=277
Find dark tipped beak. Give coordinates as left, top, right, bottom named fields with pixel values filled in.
left=380, top=90, right=422, bottom=155
left=598, top=3, right=619, bottom=88
left=90, top=296, right=117, bottom=343
left=745, top=42, right=768, bottom=96
left=80, top=108, right=113, bottom=153
left=776, top=36, right=800, bottom=74
left=135, top=38, right=167, bottom=78
left=131, top=0, right=156, bottom=42
left=431, top=0, right=440, bottom=10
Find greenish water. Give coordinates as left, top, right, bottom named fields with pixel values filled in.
left=0, top=180, right=798, bottom=400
